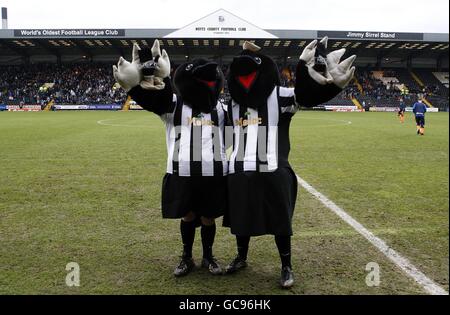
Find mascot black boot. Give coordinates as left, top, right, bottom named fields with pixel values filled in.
left=223, top=39, right=356, bottom=288
left=113, top=40, right=228, bottom=277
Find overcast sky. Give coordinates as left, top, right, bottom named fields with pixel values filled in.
left=1, top=0, right=449, bottom=33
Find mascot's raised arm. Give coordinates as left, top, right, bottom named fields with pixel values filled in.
left=295, top=36, right=356, bottom=106
left=113, top=40, right=173, bottom=115
left=112, top=40, right=229, bottom=278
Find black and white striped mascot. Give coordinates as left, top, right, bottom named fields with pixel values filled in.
left=113, top=40, right=228, bottom=277
left=223, top=38, right=356, bottom=288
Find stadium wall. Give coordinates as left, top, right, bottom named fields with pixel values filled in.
left=412, top=58, right=442, bottom=69
left=30, top=55, right=58, bottom=63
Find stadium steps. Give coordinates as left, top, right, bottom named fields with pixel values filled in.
left=394, top=69, right=434, bottom=107
left=353, top=77, right=364, bottom=94
left=351, top=97, right=362, bottom=109
left=43, top=100, right=54, bottom=111
left=122, top=96, right=132, bottom=111
left=394, top=69, right=422, bottom=92
left=414, top=70, right=449, bottom=97
left=422, top=98, right=434, bottom=108
left=409, top=71, right=434, bottom=107
left=410, top=71, right=425, bottom=88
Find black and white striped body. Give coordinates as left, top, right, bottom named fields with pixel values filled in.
left=162, top=94, right=228, bottom=177
left=228, top=86, right=298, bottom=174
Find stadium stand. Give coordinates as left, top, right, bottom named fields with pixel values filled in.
left=0, top=63, right=126, bottom=106
left=339, top=68, right=450, bottom=109
left=393, top=68, right=423, bottom=94
left=353, top=69, right=403, bottom=107
left=0, top=62, right=448, bottom=111
left=0, top=10, right=447, bottom=110
left=321, top=82, right=358, bottom=107
left=415, top=70, right=449, bottom=96
left=412, top=70, right=449, bottom=109
left=431, top=72, right=449, bottom=88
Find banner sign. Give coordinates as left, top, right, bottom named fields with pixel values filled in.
left=324, top=105, right=358, bottom=111
left=0, top=104, right=7, bottom=111
left=88, top=105, right=122, bottom=110
left=369, top=107, right=400, bottom=112
left=22, top=105, right=42, bottom=109
left=129, top=105, right=144, bottom=110
left=406, top=107, right=439, bottom=112
left=334, top=108, right=365, bottom=112
left=7, top=107, right=42, bottom=112
left=54, top=104, right=122, bottom=110
left=14, top=29, right=125, bottom=38
left=318, top=30, right=424, bottom=41
left=54, top=105, right=89, bottom=110
left=370, top=106, right=439, bottom=112
left=165, top=9, right=277, bottom=38
left=8, top=108, right=42, bottom=112
left=6, top=105, right=41, bottom=111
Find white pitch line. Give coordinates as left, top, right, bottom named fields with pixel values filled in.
left=296, top=174, right=448, bottom=296
left=97, top=119, right=159, bottom=128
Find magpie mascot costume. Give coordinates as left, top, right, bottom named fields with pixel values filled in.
left=113, top=40, right=228, bottom=277
left=223, top=38, right=356, bottom=288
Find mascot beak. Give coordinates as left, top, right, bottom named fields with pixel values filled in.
left=237, top=72, right=257, bottom=90
left=232, top=55, right=261, bottom=92
left=192, top=62, right=219, bottom=89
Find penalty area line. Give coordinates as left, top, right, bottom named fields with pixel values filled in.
left=295, top=174, right=448, bottom=296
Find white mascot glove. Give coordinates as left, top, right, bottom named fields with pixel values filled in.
left=113, top=40, right=171, bottom=91
left=300, top=37, right=356, bottom=89
left=112, top=44, right=143, bottom=92
left=139, top=40, right=171, bottom=90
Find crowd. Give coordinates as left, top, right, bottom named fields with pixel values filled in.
left=0, top=63, right=126, bottom=106
left=1, top=63, right=448, bottom=110
left=355, top=69, right=450, bottom=108
left=356, top=70, right=404, bottom=102
left=421, top=84, right=446, bottom=97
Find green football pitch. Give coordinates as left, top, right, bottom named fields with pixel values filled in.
left=0, top=110, right=448, bottom=294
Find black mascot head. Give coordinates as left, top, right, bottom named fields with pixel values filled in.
left=173, top=59, right=224, bottom=113
left=228, top=41, right=280, bottom=110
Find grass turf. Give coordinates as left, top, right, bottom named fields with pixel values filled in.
left=0, top=110, right=448, bottom=294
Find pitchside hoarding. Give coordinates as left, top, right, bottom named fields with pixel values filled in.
left=88, top=105, right=122, bottom=110
left=369, top=107, right=399, bottom=112
left=54, top=105, right=122, bottom=110
left=370, top=107, right=439, bottom=112
left=5, top=105, right=42, bottom=111
left=323, top=105, right=360, bottom=111
left=406, top=107, right=439, bottom=112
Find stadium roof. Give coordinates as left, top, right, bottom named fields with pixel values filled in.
left=0, top=9, right=448, bottom=61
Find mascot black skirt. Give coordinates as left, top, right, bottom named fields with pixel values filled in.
left=113, top=38, right=356, bottom=288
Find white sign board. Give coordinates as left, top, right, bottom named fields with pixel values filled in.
left=165, top=9, right=277, bottom=39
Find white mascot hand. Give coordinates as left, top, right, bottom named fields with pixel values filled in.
left=327, top=49, right=356, bottom=89
left=300, top=37, right=356, bottom=89
left=140, top=39, right=171, bottom=90
left=112, top=43, right=143, bottom=92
